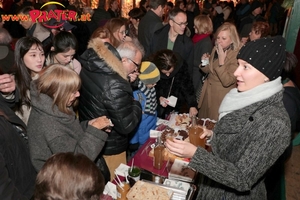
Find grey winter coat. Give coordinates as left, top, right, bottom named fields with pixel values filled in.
left=189, top=91, right=291, bottom=199
left=27, top=81, right=108, bottom=171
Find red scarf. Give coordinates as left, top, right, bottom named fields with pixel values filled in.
left=192, top=34, right=210, bottom=44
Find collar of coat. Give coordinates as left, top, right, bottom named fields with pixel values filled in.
left=88, top=38, right=128, bottom=80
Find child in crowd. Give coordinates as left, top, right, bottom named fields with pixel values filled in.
left=129, top=62, right=160, bottom=156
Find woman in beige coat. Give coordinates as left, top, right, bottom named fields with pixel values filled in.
left=198, top=22, right=241, bottom=121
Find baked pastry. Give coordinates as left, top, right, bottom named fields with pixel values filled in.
left=196, top=118, right=216, bottom=130
left=178, top=130, right=188, bottom=140
left=161, top=127, right=175, bottom=143
left=126, top=180, right=173, bottom=200
left=175, top=114, right=191, bottom=126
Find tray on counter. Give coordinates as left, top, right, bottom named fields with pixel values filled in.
left=139, top=179, right=197, bottom=200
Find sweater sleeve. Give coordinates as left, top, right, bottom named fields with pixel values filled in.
left=47, top=125, right=108, bottom=160
left=188, top=117, right=290, bottom=192
left=30, top=124, right=108, bottom=171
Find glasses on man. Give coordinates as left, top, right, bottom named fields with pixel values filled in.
left=171, top=19, right=188, bottom=27
left=128, top=57, right=140, bottom=69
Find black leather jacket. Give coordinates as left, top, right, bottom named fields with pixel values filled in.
left=78, top=39, right=142, bottom=155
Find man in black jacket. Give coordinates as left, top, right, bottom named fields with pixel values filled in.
left=138, top=0, right=167, bottom=58
left=150, top=8, right=194, bottom=83
left=79, top=40, right=142, bottom=181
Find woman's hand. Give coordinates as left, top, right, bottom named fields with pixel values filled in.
left=201, top=53, right=210, bottom=67
left=159, top=96, right=169, bottom=107
left=165, top=139, right=197, bottom=158
left=189, top=107, right=198, bottom=117
left=89, top=116, right=113, bottom=132
left=200, top=127, right=213, bottom=139
left=215, top=43, right=227, bottom=65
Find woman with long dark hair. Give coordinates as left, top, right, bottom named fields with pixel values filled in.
left=14, top=36, right=45, bottom=124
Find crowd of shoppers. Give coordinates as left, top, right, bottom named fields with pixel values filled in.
left=0, top=0, right=297, bottom=199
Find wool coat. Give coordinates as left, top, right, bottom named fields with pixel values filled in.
left=198, top=46, right=239, bottom=121
left=189, top=91, right=291, bottom=199
left=78, top=39, right=142, bottom=155
left=27, top=82, right=108, bottom=172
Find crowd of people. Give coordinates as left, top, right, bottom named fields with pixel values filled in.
left=0, top=0, right=299, bottom=199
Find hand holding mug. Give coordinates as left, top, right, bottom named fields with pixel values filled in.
left=201, top=53, right=210, bottom=66
left=200, top=127, right=213, bottom=139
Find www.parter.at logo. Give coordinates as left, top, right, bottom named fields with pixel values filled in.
left=1, top=1, right=91, bottom=29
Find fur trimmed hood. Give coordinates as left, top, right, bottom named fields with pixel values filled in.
left=86, top=38, right=127, bottom=80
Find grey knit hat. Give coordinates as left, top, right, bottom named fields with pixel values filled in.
left=237, top=36, right=286, bottom=81
left=139, top=61, right=160, bottom=85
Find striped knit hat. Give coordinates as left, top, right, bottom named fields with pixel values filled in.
left=139, top=61, right=160, bottom=85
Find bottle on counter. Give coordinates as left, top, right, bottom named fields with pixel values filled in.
left=153, top=133, right=164, bottom=170
left=188, top=116, right=205, bottom=148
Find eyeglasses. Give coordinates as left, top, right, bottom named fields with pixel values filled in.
left=119, top=30, right=128, bottom=35
left=127, top=57, right=140, bottom=69
left=171, top=19, right=188, bottom=27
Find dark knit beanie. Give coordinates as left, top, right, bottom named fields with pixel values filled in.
left=237, top=36, right=286, bottom=81
left=250, top=0, right=263, bottom=12
left=139, top=61, right=160, bottom=85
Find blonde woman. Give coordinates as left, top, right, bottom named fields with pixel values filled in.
left=27, top=64, right=112, bottom=172
left=198, top=22, right=241, bottom=121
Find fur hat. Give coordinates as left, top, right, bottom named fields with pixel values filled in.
left=237, top=36, right=286, bottom=81
left=250, top=0, right=263, bottom=12
left=139, top=61, right=160, bottom=85
left=0, top=45, right=15, bottom=74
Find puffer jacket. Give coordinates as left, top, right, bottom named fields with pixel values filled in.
left=78, top=38, right=142, bottom=155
